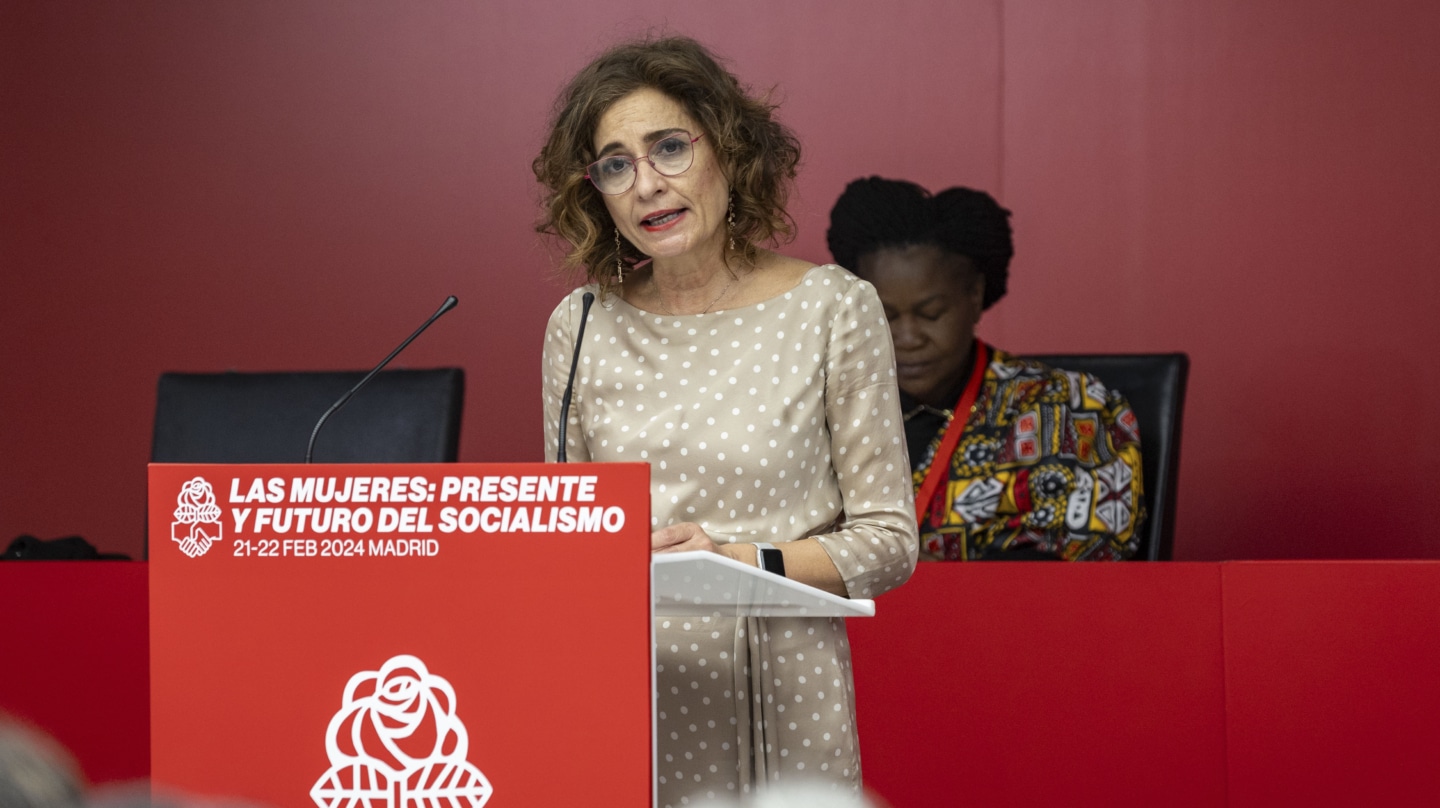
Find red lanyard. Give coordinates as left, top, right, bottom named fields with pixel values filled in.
left=915, top=339, right=988, bottom=527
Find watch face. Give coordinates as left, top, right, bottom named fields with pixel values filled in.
left=761, top=547, right=785, bottom=576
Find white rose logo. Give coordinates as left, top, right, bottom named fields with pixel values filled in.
left=311, top=654, right=493, bottom=808
left=171, top=476, right=223, bottom=558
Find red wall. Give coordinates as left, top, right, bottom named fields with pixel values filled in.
left=3, top=1, right=1438, bottom=561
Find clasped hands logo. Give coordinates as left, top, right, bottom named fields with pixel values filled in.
left=171, top=476, right=223, bottom=558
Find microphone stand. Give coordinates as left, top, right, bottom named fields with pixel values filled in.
left=305, top=295, right=458, bottom=463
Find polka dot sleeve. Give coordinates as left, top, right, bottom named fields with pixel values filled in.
left=812, top=275, right=919, bottom=598
left=541, top=288, right=593, bottom=464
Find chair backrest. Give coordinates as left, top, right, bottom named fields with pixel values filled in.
left=1022, top=353, right=1189, bottom=561
left=151, top=368, right=464, bottom=465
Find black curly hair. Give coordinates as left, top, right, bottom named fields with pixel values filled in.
left=826, top=176, right=1013, bottom=310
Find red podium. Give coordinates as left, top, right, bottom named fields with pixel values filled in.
left=147, top=463, right=652, bottom=808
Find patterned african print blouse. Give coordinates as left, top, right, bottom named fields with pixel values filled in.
left=907, top=344, right=1144, bottom=560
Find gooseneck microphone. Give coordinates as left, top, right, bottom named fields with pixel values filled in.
left=305, top=295, right=459, bottom=463
left=556, top=291, right=595, bottom=462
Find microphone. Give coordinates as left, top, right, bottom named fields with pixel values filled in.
left=556, top=291, right=595, bottom=462
left=305, top=295, right=458, bottom=463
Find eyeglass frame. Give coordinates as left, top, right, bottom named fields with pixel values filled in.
left=584, top=132, right=705, bottom=195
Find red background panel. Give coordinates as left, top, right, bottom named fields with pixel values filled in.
left=0, top=562, right=150, bottom=785
left=3, top=3, right=1439, bottom=556
left=848, top=563, right=1229, bottom=807
left=1221, top=562, right=1440, bottom=808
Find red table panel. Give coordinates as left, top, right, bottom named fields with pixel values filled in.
left=0, top=561, right=150, bottom=785
left=1222, top=561, right=1440, bottom=808
left=11, top=557, right=1440, bottom=805
left=849, top=563, right=1229, bottom=807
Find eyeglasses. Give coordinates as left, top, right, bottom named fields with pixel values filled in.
left=585, top=132, right=703, bottom=195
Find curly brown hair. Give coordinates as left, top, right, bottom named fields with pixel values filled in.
left=532, top=36, right=802, bottom=292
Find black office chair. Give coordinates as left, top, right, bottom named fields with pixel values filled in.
left=151, top=368, right=465, bottom=465
left=1022, top=354, right=1189, bottom=561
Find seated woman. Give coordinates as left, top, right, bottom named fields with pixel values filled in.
left=827, top=177, right=1144, bottom=560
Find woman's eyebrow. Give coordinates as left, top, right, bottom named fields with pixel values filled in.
left=644, top=127, right=688, bottom=143
left=595, top=140, right=627, bottom=157
left=595, top=128, right=688, bottom=157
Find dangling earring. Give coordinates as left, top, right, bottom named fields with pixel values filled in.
left=727, top=195, right=736, bottom=252
left=614, top=227, right=625, bottom=283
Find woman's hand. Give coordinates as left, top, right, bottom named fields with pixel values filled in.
left=652, top=522, right=718, bottom=554
left=651, top=523, right=758, bottom=565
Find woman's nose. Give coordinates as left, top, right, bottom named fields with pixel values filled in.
left=632, top=158, right=667, bottom=197
left=891, top=318, right=925, bottom=349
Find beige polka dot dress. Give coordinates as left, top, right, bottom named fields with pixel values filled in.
left=542, top=264, right=919, bottom=806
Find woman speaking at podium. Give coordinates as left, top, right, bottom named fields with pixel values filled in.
left=534, top=37, right=918, bottom=806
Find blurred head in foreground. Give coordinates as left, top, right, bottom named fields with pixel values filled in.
left=0, top=715, right=85, bottom=808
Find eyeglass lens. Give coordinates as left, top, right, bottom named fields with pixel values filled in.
left=589, top=134, right=696, bottom=194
